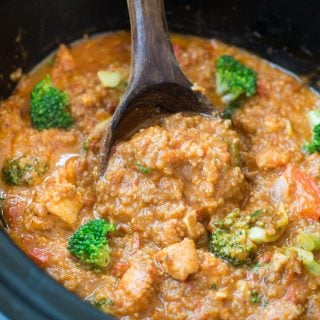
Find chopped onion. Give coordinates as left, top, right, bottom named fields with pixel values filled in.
left=97, top=70, right=123, bottom=88
left=308, top=110, right=320, bottom=128
left=271, top=176, right=288, bottom=204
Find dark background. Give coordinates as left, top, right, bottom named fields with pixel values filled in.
left=0, top=0, right=319, bottom=98
left=0, top=0, right=319, bottom=319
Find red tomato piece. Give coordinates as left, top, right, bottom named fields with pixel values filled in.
left=286, top=165, right=320, bottom=220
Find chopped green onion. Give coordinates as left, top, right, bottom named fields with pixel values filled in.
left=297, top=233, right=320, bottom=251
left=93, top=298, right=114, bottom=308
left=250, top=209, right=264, bottom=220
left=210, top=283, right=218, bottom=290
left=136, top=162, right=151, bottom=174
left=249, top=290, right=262, bottom=304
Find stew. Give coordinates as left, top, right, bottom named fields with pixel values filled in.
left=1, top=31, right=320, bottom=319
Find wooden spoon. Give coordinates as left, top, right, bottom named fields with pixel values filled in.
left=99, top=0, right=214, bottom=175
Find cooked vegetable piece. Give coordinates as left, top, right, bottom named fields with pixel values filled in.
left=250, top=209, right=264, bottom=220
left=286, top=166, right=320, bottom=219
left=97, top=70, right=126, bottom=89
left=216, top=55, right=257, bottom=103
left=209, top=210, right=257, bottom=267
left=303, top=110, right=320, bottom=154
left=287, top=233, right=320, bottom=276
left=1, top=156, right=48, bottom=186
left=222, top=101, right=241, bottom=119
left=304, top=124, right=320, bottom=154
left=209, top=206, right=288, bottom=266
left=297, top=233, right=320, bottom=251
left=308, top=109, right=320, bottom=128
left=136, top=162, right=151, bottom=174
left=229, top=141, right=242, bottom=167
left=209, top=227, right=256, bottom=267
left=291, top=247, right=320, bottom=276
left=92, top=298, right=114, bottom=309
left=248, top=205, right=288, bottom=244
left=303, top=259, right=320, bottom=275
left=30, top=75, right=74, bottom=130
left=68, top=219, right=116, bottom=268
left=250, top=289, right=262, bottom=304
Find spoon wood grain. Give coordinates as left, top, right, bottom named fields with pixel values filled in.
left=99, top=0, right=214, bottom=175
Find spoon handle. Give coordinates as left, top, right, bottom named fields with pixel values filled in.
left=127, top=0, right=191, bottom=88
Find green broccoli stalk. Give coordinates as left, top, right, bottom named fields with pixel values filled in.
left=68, top=219, right=116, bottom=268
left=286, top=232, right=320, bottom=276
left=216, top=55, right=257, bottom=104
left=222, top=101, right=241, bottom=119
left=1, top=155, right=48, bottom=186
left=30, top=75, right=74, bottom=130
left=297, top=232, right=320, bottom=251
left=287, top=246, right=320, bottom=276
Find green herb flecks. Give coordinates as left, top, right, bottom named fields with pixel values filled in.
left=210, top=283, right=218, bottom=290
left=136, top=162, right=151, bottom=174
left=249, top=289, right=262, bottom=304
left=93, top=298, right=114, bottom=308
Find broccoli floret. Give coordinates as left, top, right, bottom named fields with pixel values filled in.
left=304, top=123, right=320, bottom=154
left=209, top=228, right=257, bottom=267
left=249, top=289, right=262, bottom=304
left=209, top=206, right=288, bottom=267
left=30, top=75, right=74, bottom=130
left=1, top=155, right=48, bottom=186
left=68, top=219, right=116, bottom=268
left=209, top=210, right=257, bottom=267
left=92, top=298, right=114, bottom=311
left=216, top=55, right=257, bottom=103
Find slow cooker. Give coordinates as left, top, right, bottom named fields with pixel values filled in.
left=0, top=0, right=319, bottom=319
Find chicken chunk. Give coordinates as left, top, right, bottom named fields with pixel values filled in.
left=46, top=190, right=83, bottom=226
left=155, top=238, right=199, bottom=281
left=255, top=146, right=290, bottom=170
left=54, top=44, right=75, bottom=72
left=116, top=257, right=158, bottom=314
left=36, top=171, right=84, bottom=227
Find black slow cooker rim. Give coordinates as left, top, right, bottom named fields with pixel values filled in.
left=0, top=230, right=111, bottom=320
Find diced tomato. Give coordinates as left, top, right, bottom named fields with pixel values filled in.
left=27, top=248, right=50, bottom=267
left=284, top=285, right=299, bottom=303
left=285, top=165, right=320, bottom=220
left=260, top=251, right=272, bottom=264
left=257, top=78, right=269, bottom=96
left=111, top=260, right=129, bottom=277
left=5, top=197, right=28, bottom=229
left=173, top=44, right=182, bottom=58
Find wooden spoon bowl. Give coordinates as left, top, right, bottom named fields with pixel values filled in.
left=99, top=0, right=215, bottom=175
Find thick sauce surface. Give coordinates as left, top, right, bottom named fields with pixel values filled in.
left=1, top=32, right=320, bottom=319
